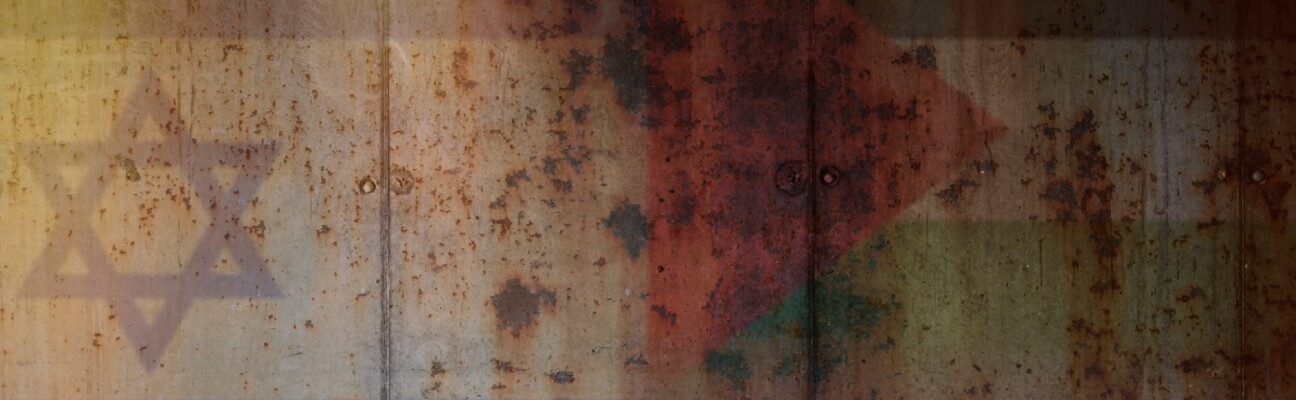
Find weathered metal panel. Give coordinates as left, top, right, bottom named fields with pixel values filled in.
left=382, top=1, right=823, bottom=398
left=802, top=1, right=1273, bottom=398
left=1238, top=1, right=1296, bottom=397
left=383, top=2, right=656, bottom=398
left=3, top=0, right=1296, bottom=399
left=0, top=2, right=384, bottom=398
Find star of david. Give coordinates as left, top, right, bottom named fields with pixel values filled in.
left=20, top=69, right=281, bottom=370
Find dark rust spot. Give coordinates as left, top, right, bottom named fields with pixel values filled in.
left=492, top=358, right=521, bottom=373
left=776, top=160, right=810, bottom=196
left=391, top=168, right=415, bottom=195
left=490, top=278, right=556, bottom=338
left=1041, top=179, right=1078, bottom=221
left=601, top=34, right=650, bottom=112
left=625, top=353, right=648, bottom=366
left=650, top=304, right=678, bottom=326
left=913, top=45, right=937, bottom=69
left=1177, top=356, right=1215, bottom=374
left=504, top=169, right=531, bottom=187
left=112, top=155, right=141, bottom=182
left=570, top=105, right=591, bottom=124
left=935, top=178, right=978, bottom=207
left=452, top=47, right=478, bottom=90
left=548, top=370, right=575, bottom=384
left=560, top=49, right=594, bottom=91
left=1176, top=286, right=1207, bottom=303
left=604, top=202, right=648, bottom=259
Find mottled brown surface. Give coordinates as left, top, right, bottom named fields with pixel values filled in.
left=2, top=0, right=1296, bottom=399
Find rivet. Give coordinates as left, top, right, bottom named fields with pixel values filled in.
left=359, top=177, right=377, bottom=194
left=1251, top=170, right=1266, bottom=183
left=820, top=165, right=842, bottom=187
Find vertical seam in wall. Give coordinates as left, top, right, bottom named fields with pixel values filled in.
left=378, top=0, right=394, bottom=397
left=1231, top=3, right=1249, bottom=398
left=804, top=7, right=820, bottom=399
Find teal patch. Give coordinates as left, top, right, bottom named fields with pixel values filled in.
left=740, top=283, right=811, bottom=340
left=811, top=354, right=846, bottom=382
left=738, top=272, right=896, bottom=342
left=721, top=230, right=900, bottom=385
left=704, top=349, right=753, bottom=389
left=870, top=233, right=889, bottom=251
left=814, top=273, right=894, bottom=342
left=773, top=354, right=802, bottom=376
left=876, top=336, right=896, bottom=351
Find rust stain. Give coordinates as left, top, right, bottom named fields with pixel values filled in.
left=603, top=202, right=648, bottom=259
left=112, top=155, right=142, bottom=182
left=489, top=278, right=557, bottom=337
left=452, top=47, right=479, bottom=90
left=390, top=167, right=415, bottom=195
left=547, top=370, right=575, bottom=384
left=492, top=358, right=522, bottom=373
left=1036, top=109, right=1135, bottom=396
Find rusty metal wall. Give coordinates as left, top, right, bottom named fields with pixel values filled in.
left=1, top=2, right=386, bottom=398
left=2, top=1, right=1295, bottom=399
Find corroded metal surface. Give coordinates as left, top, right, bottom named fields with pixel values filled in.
left=1, top=2, right=385, bottom=398
left=3, top=0, right=1296, bottom=399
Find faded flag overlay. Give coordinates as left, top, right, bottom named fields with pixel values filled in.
left=2, top=0, right=1295, bottom=399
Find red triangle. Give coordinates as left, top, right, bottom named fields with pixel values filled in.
left=644, top=0, right=1007, bottom=371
